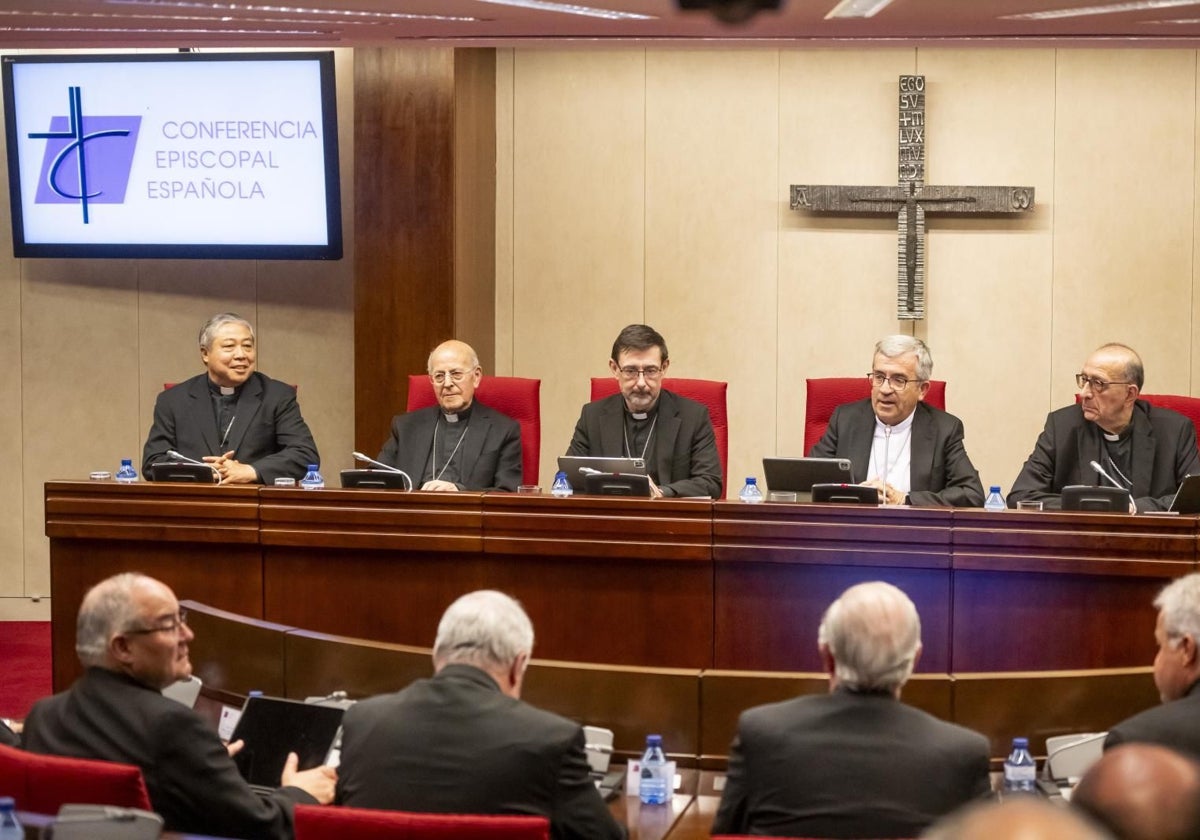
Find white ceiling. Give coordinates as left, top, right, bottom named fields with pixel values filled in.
left=10, top=0, right=1200, bottom=49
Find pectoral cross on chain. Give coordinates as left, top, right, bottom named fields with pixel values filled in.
left=790, top=75, right=1035, bottom=320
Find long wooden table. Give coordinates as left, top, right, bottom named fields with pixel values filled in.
left=46, top=481, right=1199, bottom=689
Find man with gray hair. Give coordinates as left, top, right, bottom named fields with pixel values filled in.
left=376, top=339, right=522, bottom=491
left=23, top=573, right=335, bottom=838
left=1105, top=572, right=1200, bottom=760
left=143, top=312, right=319, bottom=484
left=1009, top=342, right=1199, bottom=511
left=808, top=335, right=984, bottom=506
left=712, top=581, right=992, bottom=838
left=335, top=590, right=625, bottom=840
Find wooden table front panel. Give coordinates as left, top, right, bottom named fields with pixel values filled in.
left=951, top=509, right=1198, bottom=671
left=712, top=502, right=952, bottom=671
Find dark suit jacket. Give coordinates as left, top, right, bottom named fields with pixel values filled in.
left=142, top=371, right=319, bottom=484
left=808, top=399, right=984, bottom=507
left=1105, top=680, right=1200, bottom=762
left=336, top=664, right=624, bottom=840
left=1008, top=400, right=1200, bottom=512
left=565, top=390, right=722, bottom=498
left=23, top=667, right=314, bottom=839
left=376, top=402, right=523, bottom=491
left=712, top=688, right=992, bottom=839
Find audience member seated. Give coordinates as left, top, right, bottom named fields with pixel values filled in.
left=143, top=312, right=319, bottom=484
left=807, top=335, right=984, bottom=506
left=566, top=323, right=722, bottom=499
left=335, top=590, right=625, bottom=840
left=1072, top=743, right=1200, bottom=840
left=1009, top=343, right=1200, bottom=512
left=1105, top=572, right=1200, bottom=760
left=23, top=573, right=335, bottom=839
left=0, top=720, right=17, bottom=748
left=377, top=340, right=522, bottom=491
left=712, top=581, right=991, bottom=839
left=921, top=798, right=1112, bottom=840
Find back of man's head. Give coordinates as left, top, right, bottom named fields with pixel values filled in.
left=432, top=590, right=534, bottom=674
left=1155, top=572, right=1200, bottom=647
left=922, top=798, right=1112, bottom=840
left=818, top=581, right=921, bottom=694
left=75, top=572, right=147, bottom=667
left=1072, top=743, right=1200, bottom=840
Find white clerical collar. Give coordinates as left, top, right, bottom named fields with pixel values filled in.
left=443, top=412, right=460, bottom=423
left=875, top=410, right=916, bottom=435
left=219, top=386, right=235, bottom=396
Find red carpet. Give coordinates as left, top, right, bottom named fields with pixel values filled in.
left=0, top=622, right=52, bottom=719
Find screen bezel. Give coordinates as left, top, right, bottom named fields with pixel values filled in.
left=1, top=51, right=343, bottom=260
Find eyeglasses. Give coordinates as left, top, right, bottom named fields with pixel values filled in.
left=867, top=372, right=923, bottom=392
left=1075, top=374, right=1134, bottom=393
left=430, top=370, right=469, bottom=386
left=125, top=609, right=189, bottom=637
left=617, top=366, right=664, bottom=381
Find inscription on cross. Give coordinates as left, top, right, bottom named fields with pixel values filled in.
left=790, top=75, right=1034, bottom=320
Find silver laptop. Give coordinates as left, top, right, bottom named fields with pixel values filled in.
left=557, top=456, right=647, bottom=492
left=762, top=457, right=854, bottom=501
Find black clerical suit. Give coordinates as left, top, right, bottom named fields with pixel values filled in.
left=142, top=371, right=318, bottom=484
left=336, top=664, right=625, bottom=840
left=566, top=390, right=722, bottom=498
left=23, top=667, right=314, bottom=839
left=1009, top=400, right=1200, bottom=512
left=712, top=688, right=992, bottom=839
left=808, top=399, right=985, bottom=507
left=376, top=402, right=523, bottom=491
left=1105, top=680, right=1200, bottom=763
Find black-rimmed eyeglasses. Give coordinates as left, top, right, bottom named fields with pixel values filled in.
left=125, top=609, right=189, bottom=637
left=1075, top=374, right=1133, bottom=393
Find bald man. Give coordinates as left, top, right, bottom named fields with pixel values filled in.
left=1071, top=744, right=1200, bottom=840
left=377, top=340, right=522, bottom=491
left=921, top=798, right=1112, bottom=840
left=713, top=581, right=991, bottom=839
left=1009, top=342, right=1200, bottom=512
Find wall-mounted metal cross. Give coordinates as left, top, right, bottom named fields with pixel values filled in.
left=790, top=75, right=1035, bottom=320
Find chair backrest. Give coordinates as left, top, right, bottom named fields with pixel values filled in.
left=803, top=377, right=947, bottom=454
left=406, top=375, right=541, bottom=486
left=589, top=377, right=729, bottom=498
left=0, top=743, right=152, bottom=814
left=293, top=804, right=550, bottom=840
left=1141, top=394, right=1200, bottom=453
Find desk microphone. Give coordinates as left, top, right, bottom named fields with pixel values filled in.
left=1089, top=459, right=1126, bottom=490
left=167, top=450, right=208, bottom=467
left=351, top=452, right=413, bottom=491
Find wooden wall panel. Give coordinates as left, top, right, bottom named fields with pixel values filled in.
left=354, top=48, right=457, bottom=457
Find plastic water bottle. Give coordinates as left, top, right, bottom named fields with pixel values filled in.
left=739, top=477, right=763, bottom=504
left=299, top=465, right=325, bottom=490
left=115, top=458, right=139, bottom=484
left=984, top=485, right=1006, bottom=512
left=0, top=796, right=22, bottom=839
left=1003, top=736, right=1037, bottom=794
left=639, top=734, right=670, bottom=805
left=551, top=471, right=573, bottom=498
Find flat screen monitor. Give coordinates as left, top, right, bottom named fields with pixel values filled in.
left=2, top=51, right=342, bottom=259
left=1061, top=485, right=1131, bottom=513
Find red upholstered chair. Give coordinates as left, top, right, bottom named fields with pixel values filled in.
left=589, top=377, right=729, bottom=498
left=0, top=744, right=152, bottom=814
left=407, top=375, right=541, bottom=486
left=293, top=804, right=550, bottom=839
left=1141, top=394, right=1200, bottom=453
left=804, top=377, right=947, bottom=454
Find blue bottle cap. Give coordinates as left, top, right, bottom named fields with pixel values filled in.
left=646, top=734, right=662, bottom=746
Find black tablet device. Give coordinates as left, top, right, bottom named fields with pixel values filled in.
left=811, top=483, right=878, bottom=505
left=148, top=463, right=218, bottom=483
left=339, top=469, right=411, bottom=490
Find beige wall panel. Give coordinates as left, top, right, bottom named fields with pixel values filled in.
left=778, top=50, right=916, bottom=458
left=0, top=91, right=21, bottom=600
left=915, top=50, right=1056, bottom=492
left=1193, top=61, right=1200, bottom=395
left=495, top=49, right=516, bottom=374
left=1054, top=51, right=1195, bottom=408
left=22, top=262, right=139, bottom=595
left=644, top=50, right=779, bottom=492
left=510, top=50, right=646, bottom=486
